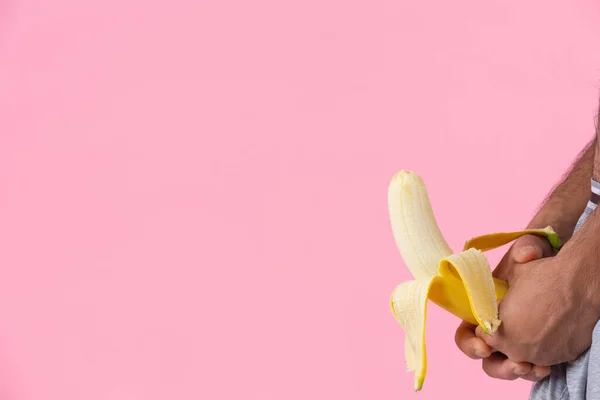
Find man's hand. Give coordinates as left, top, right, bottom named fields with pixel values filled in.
left=476, top=245, right=600, bottom=368
left=454, top=234, right=554, bottom=381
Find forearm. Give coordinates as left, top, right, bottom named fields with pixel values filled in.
left=559, top=189, right=600, bottom=307
left=555, top=129, right=600, bottom=315
left=527, top=138, right=596, bottom=241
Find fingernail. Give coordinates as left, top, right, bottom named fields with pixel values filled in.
left=513, top=366, right=529, bottom=375
left=475, top=349, right=490, bottom=358
left=516, top=245, right=541, bottom=262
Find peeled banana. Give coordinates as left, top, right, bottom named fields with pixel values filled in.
left=388, top=170, right=562, bottom=391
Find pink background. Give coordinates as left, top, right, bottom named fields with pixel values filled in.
left=1, top=0, right=600, bottom=399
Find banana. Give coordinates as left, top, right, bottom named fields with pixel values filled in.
left=388, top=170, right=562, bottom=391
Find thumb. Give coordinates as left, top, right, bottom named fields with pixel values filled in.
left=492, top=235, right=550, bottom=281
left=511, top=235, right=552, bottom=264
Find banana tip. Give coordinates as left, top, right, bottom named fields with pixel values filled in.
left=484, top=319, right=502, bottom=335
left=390, top=170, right=424, bottom=190
left=414, top=377, right=424, bottom=392
left=391, top=170, right=414, bottom=181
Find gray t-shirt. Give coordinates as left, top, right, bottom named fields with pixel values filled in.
left=529, top=179, right=600, bottom=399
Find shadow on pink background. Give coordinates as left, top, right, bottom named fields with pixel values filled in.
left=1, top=0, right=600, bottom=399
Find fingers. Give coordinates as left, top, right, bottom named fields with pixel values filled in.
left=455, top=321, right=492, bottom=359
left=481, top=355, right=550, bottom=382
left=475, top=324, right=502, bottom=352
left=519, top=365, right=552, bottom=382
left=481, top=353, right=532, bottom=380
left=473, top=324, right=551, bottom=382
left=460, top=322, right=552, bottom=383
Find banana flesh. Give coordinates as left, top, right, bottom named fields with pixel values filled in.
left=388, top=170, right=561, bottom=391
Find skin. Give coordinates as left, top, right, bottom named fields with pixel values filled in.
left=455, top=135, right=598, bottom=382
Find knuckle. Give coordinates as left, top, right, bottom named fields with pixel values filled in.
left=522, top=372, right=542, bottom=382
left=480, top=332, right=500, bottom=349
